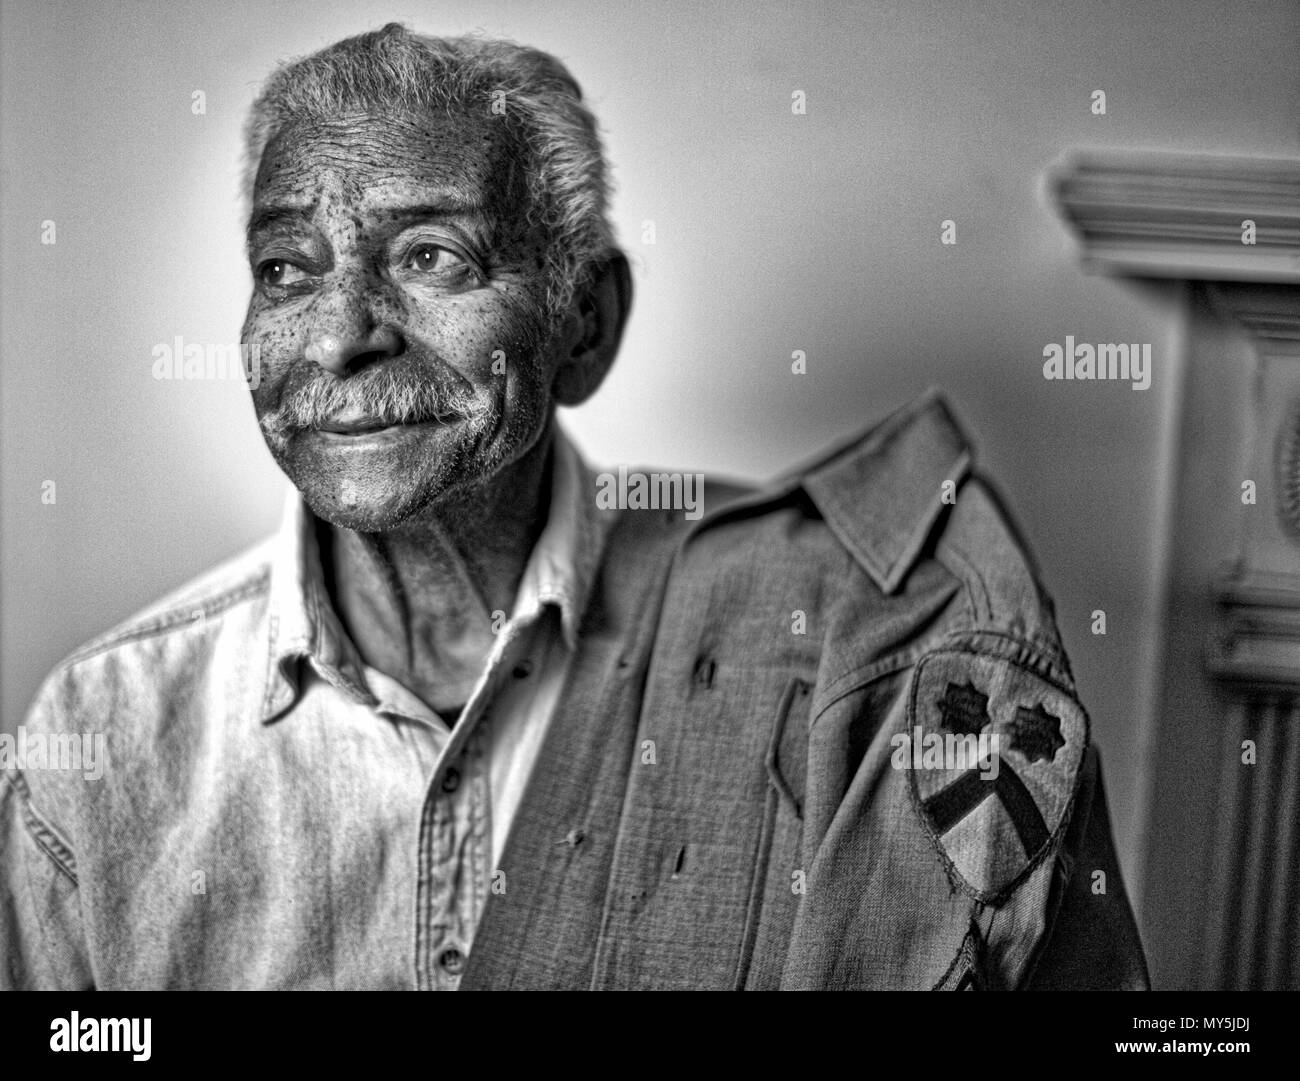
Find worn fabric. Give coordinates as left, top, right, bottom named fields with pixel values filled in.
left=1, top=390, right=1149, bottom=989
left=461, top=390, right=1148, bottom=990
left=0, top=430, right=605, bottom=990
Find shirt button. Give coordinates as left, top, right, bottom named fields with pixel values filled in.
left=439, top=947, right=466, bottom=975
left=441, top=768, right=460, bottom=793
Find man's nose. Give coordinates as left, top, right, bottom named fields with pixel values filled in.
left=304, top=279, right=404, bottom=376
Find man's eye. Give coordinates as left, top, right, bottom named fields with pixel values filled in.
left=400, top=241, right=485, bottom=284
left=404, top=243, right=465, bottom=275
left=257, top=259, right=308, bottom=287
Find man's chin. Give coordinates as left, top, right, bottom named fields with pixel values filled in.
left=298, top=485, right=433, bottom=533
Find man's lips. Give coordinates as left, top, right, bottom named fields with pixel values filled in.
left=312, top=406, right=455, bottom=434
left=305, top=415, right=450, bottom=445
left=316, top=417, right=401, bottom=434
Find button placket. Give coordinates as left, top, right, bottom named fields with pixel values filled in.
left=413, top=618, right=542, bottom=989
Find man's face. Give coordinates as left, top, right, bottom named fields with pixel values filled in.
left=242, top=109, right=563, bottom=531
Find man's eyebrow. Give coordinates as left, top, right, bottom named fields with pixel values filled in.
left=245, top=200, right=492, bottom=247
left=378, top=201, right=492, bottom=231
left=245, top=205, right=315, bottom=246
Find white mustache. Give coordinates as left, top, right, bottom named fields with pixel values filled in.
left=260, top=372, right=482, bottom=448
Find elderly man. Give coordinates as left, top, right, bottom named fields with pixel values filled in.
left=1, top=24, right=1146, bottom=990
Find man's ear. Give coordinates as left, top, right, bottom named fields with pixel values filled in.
left=552, top=251, right=633, bottom=407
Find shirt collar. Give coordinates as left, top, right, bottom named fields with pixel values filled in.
left=685, top=389, right=974, bottom=595
left=260, top=424, right=604, bottom=723
left=797, top=388, right=973, bottom=594
left=510, top=425, right=604, bottom=649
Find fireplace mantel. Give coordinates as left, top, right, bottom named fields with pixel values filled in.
left=1050, top=150, right=1300, bottom=282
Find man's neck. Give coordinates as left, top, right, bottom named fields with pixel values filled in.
left=322, top=427, right=556, bottom=715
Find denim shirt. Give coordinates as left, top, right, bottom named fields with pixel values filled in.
left=1, top=429, right=606, bottom=990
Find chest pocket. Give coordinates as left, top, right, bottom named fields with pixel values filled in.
left=736, top=675, right=813, bottom=989
left=767, top=676, right=811, bottom=817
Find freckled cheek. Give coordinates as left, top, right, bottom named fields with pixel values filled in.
left=412, top=304, right=538, bottom=387
left=242, top=307, right=310, bottom=407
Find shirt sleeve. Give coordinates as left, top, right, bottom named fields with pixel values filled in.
left=1, top=761, right=94, bottom=990
left=1022, top=745, right=1150, bottom=990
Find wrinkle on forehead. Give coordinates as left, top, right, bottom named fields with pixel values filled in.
left=251, top=110, right=531, bottom=242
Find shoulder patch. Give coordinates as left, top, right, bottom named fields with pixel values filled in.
left=903, top=645, right=1088, bottom=903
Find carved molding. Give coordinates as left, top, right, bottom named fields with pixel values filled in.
left=1206, top=282, right=1300, bottom=345
left=1280, top=396, right=1300, bottom=542
left=1050, top=150, right=1300, bottom=282
left=1209, top=569, right=1300, bottom=687
left=1204, top=285, right=1300, bottom=686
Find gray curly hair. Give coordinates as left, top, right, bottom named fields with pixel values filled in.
left=243, top=23, right=618, bottom=323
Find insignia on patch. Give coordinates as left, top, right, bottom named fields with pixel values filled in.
left=903, top=647, right=1088, bottom=902
left=936, top=680, right=990, bottom=736
left=1008, top=702, right=1065, bottom=763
